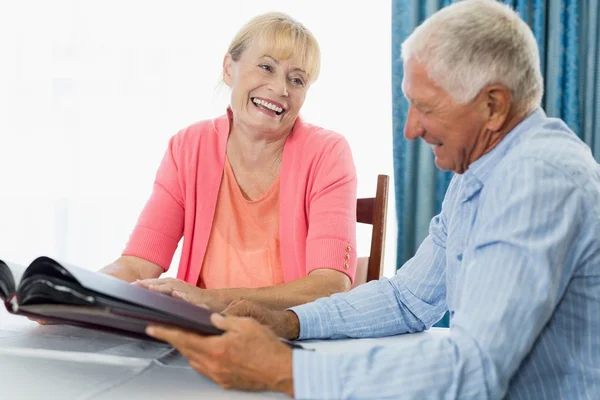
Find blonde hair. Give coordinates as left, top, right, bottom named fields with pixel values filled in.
left=402, top=0, right=543, bottom=114
left=227, top=12, right=321, bottom=83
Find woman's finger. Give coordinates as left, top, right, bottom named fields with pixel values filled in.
left=172, top=290, right=189, bottom=301
left=27, top=317, right=54, bottom=325
left=147, top=284, right=174, bottom=294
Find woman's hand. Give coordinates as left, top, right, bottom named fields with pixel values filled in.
left=146, top=313, right=294, bottom=396
left=135, top=278, right=229, bottom=312
left=27, top=317, right=57, bottom=325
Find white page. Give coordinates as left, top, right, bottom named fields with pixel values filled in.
left=1, top=260, right=25, bottom=285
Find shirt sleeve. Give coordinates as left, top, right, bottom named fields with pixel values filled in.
left=304, top=136, right=358, bottom=282
left=292, top=158, right=585, bottom=399
left=122, top=134, right=185, bottom=270
left=291, top=196, right=449, bottom=340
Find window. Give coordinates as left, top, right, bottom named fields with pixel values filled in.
left=0, top=0, right=396, bottom=278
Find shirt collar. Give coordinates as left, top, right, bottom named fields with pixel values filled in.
left=458, top=108, right=547, bottom=200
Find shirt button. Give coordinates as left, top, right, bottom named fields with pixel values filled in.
left=457, top=254, right=463, bottom=261
left=344, top=253, right=350, bottom=260
left=343, top=262, right=349, bottom=269
left=345, top=245, right=352, bottom=252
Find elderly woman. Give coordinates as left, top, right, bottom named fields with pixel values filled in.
left=100, top=12, right=357, bottom=311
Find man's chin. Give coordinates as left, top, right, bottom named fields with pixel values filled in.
left=434, top=159, right=459, bottom=174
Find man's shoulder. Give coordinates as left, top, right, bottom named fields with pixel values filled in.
left=498, top=117, right=599, bottom=189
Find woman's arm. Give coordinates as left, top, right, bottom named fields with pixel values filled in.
left=99, top=255, right=164, bottom=283
left=219, top=269, right=351, bottom=309
left=138, top=268, right=350, bottom=311
left=110, top=133, right=186, bottom=282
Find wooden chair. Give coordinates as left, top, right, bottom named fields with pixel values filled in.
left=353, top=174, right=390, bottom=287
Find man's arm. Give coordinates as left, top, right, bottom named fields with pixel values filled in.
left=223, top=219, right=449, bottom=339
left=292, top=158, right=585, bottom=399
left=289, top=210, right=449, bottom=340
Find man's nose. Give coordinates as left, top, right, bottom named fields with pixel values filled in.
left=404, top=106, right=424, bottom=140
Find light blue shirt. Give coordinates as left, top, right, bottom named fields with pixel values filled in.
left=291, top=109, right=600, bottom=399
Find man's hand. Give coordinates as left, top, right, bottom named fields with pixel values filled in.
left=135, top=278, right=229, bottom=312
left=223, top=300, right=300, bottom=340
left=146, top=314, right=294, bottom=397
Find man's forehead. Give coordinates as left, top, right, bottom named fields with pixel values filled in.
left=401, top=75, right=427, bottom=104
left=401, top=60, right=423, bottom=97
left=402, top=65, right=445, bottom=105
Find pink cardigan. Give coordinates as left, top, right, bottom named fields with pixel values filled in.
left=123, top=112, right=358, bottom=285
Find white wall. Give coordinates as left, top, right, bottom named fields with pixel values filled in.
left=0, top=0, right=397, bottom=278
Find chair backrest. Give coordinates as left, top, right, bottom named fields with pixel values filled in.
left=353, top=174, right=389, bottom=287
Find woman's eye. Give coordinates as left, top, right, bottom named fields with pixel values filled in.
left=259, top=64, right=272, bottom=72
left=290, top=77, right=305, bottom=86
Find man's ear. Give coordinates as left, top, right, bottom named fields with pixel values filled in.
left=483, top=84, right=512, bottom=133
left=223, top=53, right=234, bottom=87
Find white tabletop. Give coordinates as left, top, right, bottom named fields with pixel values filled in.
left=0, top=307, right=449, bottom=399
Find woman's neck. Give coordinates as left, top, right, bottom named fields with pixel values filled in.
left=226, top=123, right=289, bottom=172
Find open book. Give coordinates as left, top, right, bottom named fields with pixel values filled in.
left=0, top=256, right=225, bottom=339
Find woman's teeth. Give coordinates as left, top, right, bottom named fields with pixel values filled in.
left=252, top=98, right=283, bottom=114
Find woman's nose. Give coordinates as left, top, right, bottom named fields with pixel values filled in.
left=269, top=75, right=289, bottom=97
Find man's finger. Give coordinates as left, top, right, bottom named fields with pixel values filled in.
left=146, top=325, right=219, bottom=356
left=188, top=359, right=225, bottom=385
left=221, top=300, right=254, bottom=317
left=146, top=325, right=184, bottom=342
left=221, top=304, right=243, bottom=317
left=211, top=313, right=249, bottom=332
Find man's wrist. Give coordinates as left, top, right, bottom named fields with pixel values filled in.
left=270, top=346, right=295, bottom=397
left=281, top=310, right=300, bottom=340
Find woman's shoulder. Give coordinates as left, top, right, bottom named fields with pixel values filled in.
left=290, top=118, right=350, bottom=154
left=284, top=118, right=356, bottom=179
left=171, top=114, right=228, bottom=146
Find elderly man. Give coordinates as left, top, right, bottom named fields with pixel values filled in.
left=146, top=1, right=600, bottom=398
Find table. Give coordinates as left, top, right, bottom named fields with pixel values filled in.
left=0, top=307, right=449, bottom=399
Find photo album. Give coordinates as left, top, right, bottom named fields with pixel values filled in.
left=0, top=256, right=222, bottom=339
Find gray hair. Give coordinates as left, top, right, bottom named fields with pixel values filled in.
left=401, top=0, right=543, bottom=114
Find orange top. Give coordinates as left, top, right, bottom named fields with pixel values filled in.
left=199, top=158, right=284, bottom=289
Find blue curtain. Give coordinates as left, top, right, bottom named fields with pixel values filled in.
left=392, top=0, right=600, bottom=327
